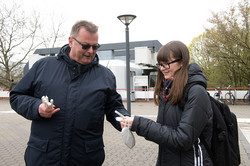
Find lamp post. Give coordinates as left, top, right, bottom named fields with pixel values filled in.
left=117, top=14, right=136, bottom=115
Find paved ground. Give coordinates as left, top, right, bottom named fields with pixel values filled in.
left=0, top=100, right=249, bottom=166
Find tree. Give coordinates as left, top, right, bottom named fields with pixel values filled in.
left=189, top=0, right=250, bottom=87
left=39, top=15, right=66, bottom=48
left=0, top=1, right=65, bottom=89
left=0, top=2, right=40, bottom=89
left=189, top=34, right=223, bottom=88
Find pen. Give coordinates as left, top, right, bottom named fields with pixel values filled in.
left=115, top=110, right=124, bottom=118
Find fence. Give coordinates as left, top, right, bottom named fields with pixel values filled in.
left=1, top=87, right=249, bottom=102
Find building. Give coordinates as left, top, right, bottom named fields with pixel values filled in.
left=25, top=40, right=163, bottom=100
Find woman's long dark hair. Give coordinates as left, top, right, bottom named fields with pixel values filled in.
left=154, top=41, right=190, bottom=105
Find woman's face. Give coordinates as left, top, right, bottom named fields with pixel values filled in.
left=158, top=58, right=182, bottom=79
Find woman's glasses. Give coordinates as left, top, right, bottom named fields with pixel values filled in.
left=73, top=37, right=100, bottom=50
left=156, top=59, right=182, bottom=69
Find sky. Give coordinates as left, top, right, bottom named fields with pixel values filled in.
left=11, top=0, right=240, bottom=46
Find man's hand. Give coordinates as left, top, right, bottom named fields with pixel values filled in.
left=38, top=103, right=60, bottom=118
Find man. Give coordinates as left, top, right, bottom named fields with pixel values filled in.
left=10, top=20, right=129, bottom=166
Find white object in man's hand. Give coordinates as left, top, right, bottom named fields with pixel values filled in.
left=39, top=96, right=60, bottom=118
left=41, top=96, right=54, bottom=108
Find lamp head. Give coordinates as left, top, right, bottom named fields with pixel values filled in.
left=117, top=14, right=136, bottom=26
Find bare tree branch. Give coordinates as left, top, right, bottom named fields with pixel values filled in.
left=0, top=1, right=66, bottom=89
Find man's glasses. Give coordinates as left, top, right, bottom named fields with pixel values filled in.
left=156, top=59, right=182, bottom=69
left=73, top=37, right=100, bottom=50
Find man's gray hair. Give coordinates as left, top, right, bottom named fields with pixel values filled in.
left=70, top=20, right=98, bottom=37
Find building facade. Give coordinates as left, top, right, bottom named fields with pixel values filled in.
left=26, top=40, right=163, bottom=100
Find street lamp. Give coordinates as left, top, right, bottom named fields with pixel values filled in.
left=117, top=14, right=136, bottom=116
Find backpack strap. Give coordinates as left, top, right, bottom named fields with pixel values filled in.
left=179, top=81, right=206, bottom=109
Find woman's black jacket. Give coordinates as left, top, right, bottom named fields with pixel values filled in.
left=131, top=63, right=213, bottom=166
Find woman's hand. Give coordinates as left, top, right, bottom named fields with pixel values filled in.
left=120, top=117, right=134, bottom=129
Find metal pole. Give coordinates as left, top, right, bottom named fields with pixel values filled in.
left=125, top=25, right=131, bottom=115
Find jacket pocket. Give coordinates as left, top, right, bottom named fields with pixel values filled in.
left=25, top=136, right=49, bottom=166
left=85, top=137, right=104, bottom=153
left=27, top=135, right=49, bottom=152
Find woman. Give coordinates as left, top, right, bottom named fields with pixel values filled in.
left=121, top=41, right=213, bottom=166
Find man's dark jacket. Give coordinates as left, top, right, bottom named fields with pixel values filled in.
left=10, top=44, right=129, bottom=166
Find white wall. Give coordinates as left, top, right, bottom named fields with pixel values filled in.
left=0, top=90, right=9, bottom=98
left=135, top=47, right=156, bottom=65
left=0, top=89, right=248, bottom=100
left=208, top=90, right=248, bottom=99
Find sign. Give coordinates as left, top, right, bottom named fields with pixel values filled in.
left=133, top=76, right=148, bottom=87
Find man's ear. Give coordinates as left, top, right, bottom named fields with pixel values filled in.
left=69, top=36, right=73, bottom=47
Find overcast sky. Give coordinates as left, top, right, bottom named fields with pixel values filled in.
left=13, top=0, right=240, bottom=46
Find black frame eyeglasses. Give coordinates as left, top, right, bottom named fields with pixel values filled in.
left=73, top=37, right=100, bottom=50
left=156, top=59, right=182, bottom=69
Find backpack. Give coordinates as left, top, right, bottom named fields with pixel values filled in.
left=181, top=82, right=241, bottom=166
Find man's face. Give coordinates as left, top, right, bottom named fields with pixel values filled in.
left=69, top=28, right=99, bottom=65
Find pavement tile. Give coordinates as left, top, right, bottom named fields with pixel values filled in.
left=0, top=100, right=249, bottom=166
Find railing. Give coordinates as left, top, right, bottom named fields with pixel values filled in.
left=1, top=87, right=249, bottom=102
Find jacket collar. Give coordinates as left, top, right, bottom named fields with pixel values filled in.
left=57, top=44, right=99, bottom=79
